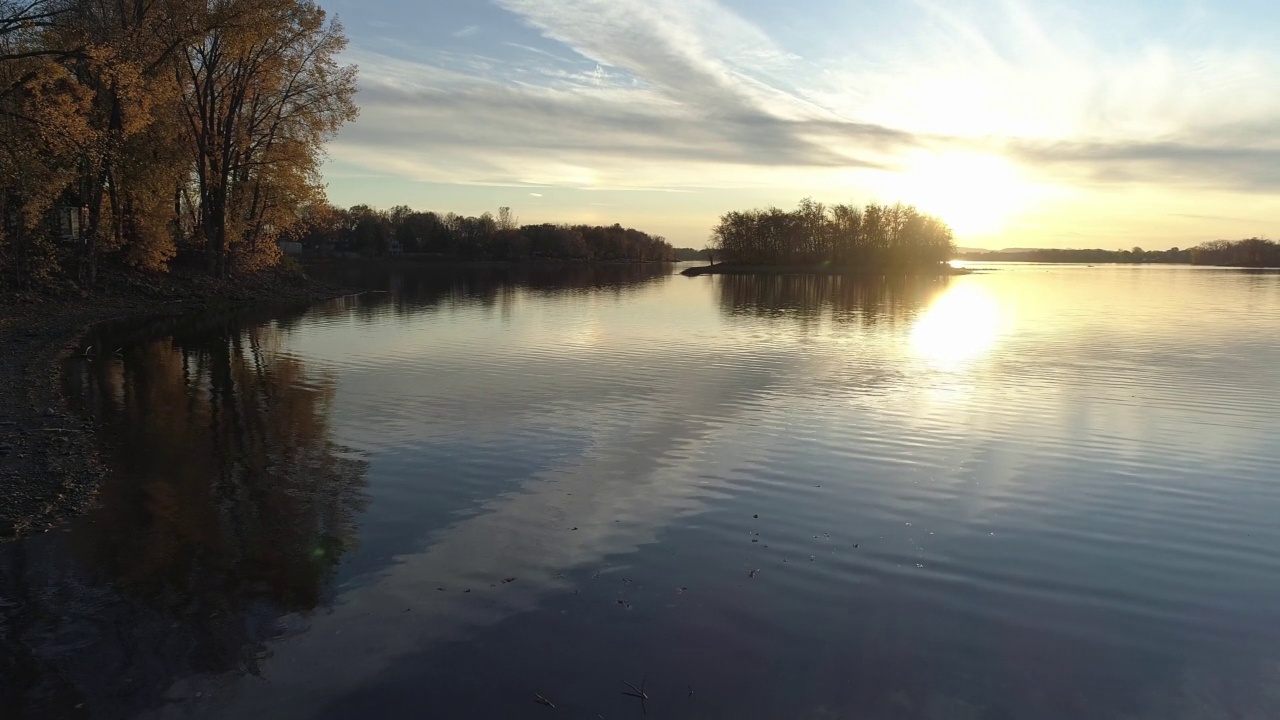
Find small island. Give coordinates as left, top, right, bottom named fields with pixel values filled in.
left=681, top=199, right=961, bottom=277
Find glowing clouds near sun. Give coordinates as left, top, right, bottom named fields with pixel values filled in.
left=886, top=152, right=1041, bottom=240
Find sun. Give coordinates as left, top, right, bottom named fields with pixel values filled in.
left=898, top=152, right=1030, bottom=239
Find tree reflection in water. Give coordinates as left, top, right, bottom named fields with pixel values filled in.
left=1, top=307, right=367, bottom=719
left=717, top=273, right=950, bottom=327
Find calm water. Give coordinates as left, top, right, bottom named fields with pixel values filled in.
left=4, top=263, right=1280, bottom=719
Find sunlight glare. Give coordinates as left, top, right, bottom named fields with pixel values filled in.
left=900, top=152, right=1030, bottom=239
left=910, top=283, right=1011, bottom=370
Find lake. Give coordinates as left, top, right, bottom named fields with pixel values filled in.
left=4, top=263, right=1280, bottom=719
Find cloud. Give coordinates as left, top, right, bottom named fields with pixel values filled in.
left=453, top=25, right=479, bottom=38
left=819, top=0, right=1280, bottom=143
left=493, top=0, right=810, bottom=115
left=335, top=47, right=911, bottom=192
left=348, top=76, right=904, bottom=166
left=1169, top=212, right=1274, bottom=224
left=1006, top=138, right=1280, bottom=193
left=337, top=0, right=1280, bottom=198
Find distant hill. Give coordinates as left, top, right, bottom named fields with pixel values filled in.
left=954, top=247, right=1050, bottom=254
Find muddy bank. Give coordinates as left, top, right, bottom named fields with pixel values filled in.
left=0, top=266, right=358, bottom=541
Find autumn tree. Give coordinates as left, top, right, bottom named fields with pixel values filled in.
left=178, top=0, right=357, bottom=277
left=0, top=0, right=91, bottom=285
left=36, top=0, right=214, bottom=281
left=0, top=0, right=359, bottom=288
left=0, top=55, right=91, bottom=285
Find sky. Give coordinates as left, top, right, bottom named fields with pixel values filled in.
left=321, top=0, right=1280, bottom=250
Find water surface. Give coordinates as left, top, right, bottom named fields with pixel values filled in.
left=4, top=262, right=1280, bottom=719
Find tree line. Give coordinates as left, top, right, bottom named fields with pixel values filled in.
left=958, top=238, right=1280, bottom=267
left=291, top=204, right=676, bottom=262
left=1189, top=238, right=1280, bottom=267
left=957, top=247, right=1192, bottom=264
left=0, top=0, right=358, bottom=289
left=672, top=247, right=711, bottom=261
left=710, top=199, right=955, bottom=270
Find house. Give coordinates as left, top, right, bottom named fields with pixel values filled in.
left=52, top=205, right=86, bottom=242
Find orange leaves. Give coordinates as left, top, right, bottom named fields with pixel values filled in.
left=0, top=0, right=357, bottom=283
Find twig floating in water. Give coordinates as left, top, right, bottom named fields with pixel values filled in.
left=621, top=677, right=650, bottom=700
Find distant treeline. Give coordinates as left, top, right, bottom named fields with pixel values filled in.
left=1188, top=238, right=1280, bottom=267
left=673, top=247, right=712, bottom=261
left=959, top=238, right=1280, bottom=267
left=710, top=199, right=954, bottom=270
left=293, top=205, right=674, bottom=262
left=958, top=247, right=1190, bottom=264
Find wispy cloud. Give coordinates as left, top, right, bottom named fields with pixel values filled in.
left=342, top=0, right=1280, bottom=191
left=1007, top=138, right=1280, bottom=193
left=1170, top=212, right=1274, bottom=225
left=336, top=46, right=906, bottom=191
left=332, top=0, right=1280, bottom=245
left=493, top=0, right=810, bottom=116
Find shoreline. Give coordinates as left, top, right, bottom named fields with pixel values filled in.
left=679, top=263, right=972, bottom=277
left=0, top=267, right=359, bottom=541
left=302, top=256, right=677, bottom=269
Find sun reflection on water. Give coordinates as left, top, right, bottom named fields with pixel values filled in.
left=910, top=282, right=1012, bottom=370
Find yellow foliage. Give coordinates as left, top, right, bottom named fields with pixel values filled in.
left=0, top=0, right=358, bottom=285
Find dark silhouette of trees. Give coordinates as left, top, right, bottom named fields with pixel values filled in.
left=957, top=247, right=1192, bottom=263
left=958, top=239, right=1280, bottom=267
left=673, top=247, right=712, bottom=261
left=289, top=204, right=676, bottom=263
left=1190, top=238, right=1280, bottom=267
left=710, top=199, right=955, bottom=271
